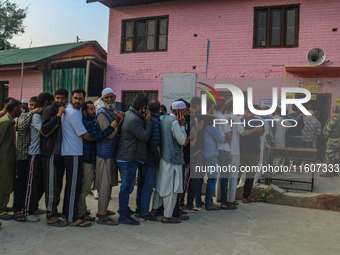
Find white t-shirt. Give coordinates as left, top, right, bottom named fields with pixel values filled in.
left=214, top=111, right=231, bottom=152
left=61, top=104, right=87, bottom=156
left=225, top=113, right=245, bottom=156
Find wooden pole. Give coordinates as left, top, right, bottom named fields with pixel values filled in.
left=85, top=59, right=91, bottom=97
left=20, top=59, right=24, bottom=101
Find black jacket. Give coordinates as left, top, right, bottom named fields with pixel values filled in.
left=41, top=103, right=62, bottom=156
left=116, top=107, right=152, bottom=163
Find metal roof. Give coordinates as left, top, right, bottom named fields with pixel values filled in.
left=0, top=41, right=90, bottom=66
left=86, top=0, right=172, bottom=8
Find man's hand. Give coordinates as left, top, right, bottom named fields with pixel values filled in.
left=145, top=109, right=151, bottom=121
left=30, top=108, right=40, bottom=114
left=178, top=111, right=185, bottom=126
left=116, top=111, right=124, bottom=121
left=57, top=106, right=65, bottom=117
left=111, top=120, right=118, bottom=128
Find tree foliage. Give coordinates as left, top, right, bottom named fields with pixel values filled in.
left=0, top=1, right=27, bottom=50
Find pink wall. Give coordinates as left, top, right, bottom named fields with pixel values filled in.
left=106, top=0, right=340, bottom=105
left=0, top=70, right=43, bottom=101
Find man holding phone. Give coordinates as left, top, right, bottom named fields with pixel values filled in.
left=116, top=94, right=152, bottom=225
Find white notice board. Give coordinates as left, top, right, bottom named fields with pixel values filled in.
left=162, top=73, right=196, bottom=111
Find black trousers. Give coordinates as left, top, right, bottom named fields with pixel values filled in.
left=25, top=155, right=44, bottom=216
left=13, top=159, right=28, bottom=213
left=185, top=151, right=205, bottom=208
left=63, top=156, right=83, bottom=223
left=43, top=154, right=64, bottom=219
left=240, top=153, right=260, bottom=199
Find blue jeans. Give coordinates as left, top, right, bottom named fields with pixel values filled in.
left=195, top=157, right=218, bottom=208
left=218, top=150, right=231, bottom=206
left=117, top=161, right=138, bottom=218
left=136, top=163, right=156, bottom=216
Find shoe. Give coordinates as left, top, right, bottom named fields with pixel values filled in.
left=178, top=209, right=187, bottom=215
left=184, top=207, right=203, bottom=213
left=27, top=214, right=40, bottom=222
left=138, top=214, right=157, bottom=222
left=118, top=216, right=140, bottom=225
left=47, top=219, right=68, bottom=227
left=128, top=208, right=134, bottom=217
left=0, top=212, right=13, bottom=220
left=177, top=214, right=189, bottom=220
left=34, top=208, right=47, bottom=215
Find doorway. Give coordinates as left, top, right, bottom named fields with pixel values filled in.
left=0, top=81, right=9, bottom=110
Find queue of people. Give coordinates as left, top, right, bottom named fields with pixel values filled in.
left=0, top=87, right=339, bottom=230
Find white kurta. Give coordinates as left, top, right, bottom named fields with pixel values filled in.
left=154, top=114, right=186, bottom=197
left=155, top=159, right=183, bottom=197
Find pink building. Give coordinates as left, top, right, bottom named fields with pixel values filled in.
left=89, top=0, right=340, bottom=120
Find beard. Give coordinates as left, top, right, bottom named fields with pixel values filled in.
left=87, top=115, right=95, bottom=121
left=104, top=102, right=115, bottom=111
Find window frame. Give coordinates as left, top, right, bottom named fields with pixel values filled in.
left=121, top=16, right=169, bottom=53
left=253, top=5, right=299, bottom=48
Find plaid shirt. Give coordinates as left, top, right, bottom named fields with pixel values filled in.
left=83, top=117, right=115, bottom=164
left=17, top=112, right=33, bottom=160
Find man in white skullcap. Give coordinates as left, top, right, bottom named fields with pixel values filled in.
left=95, top=88, right=124, bottom=225
left=20, top=99, right=28, bottom=113
left=151, top=100, right=187, bottom=224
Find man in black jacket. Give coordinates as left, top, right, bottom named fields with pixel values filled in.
left=116, top=94, right=152, bottom=225
left=40, top=88, right=68, bottom=227
left=135, top=100, right=161, bottom=222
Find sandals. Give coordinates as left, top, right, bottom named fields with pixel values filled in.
left=0, top=212, right=13, bottom=220
left=13, top=212, right=27, bottom=222
left=69, top=219, right=92, bottom=228
left=221, top=204, right=237, bottom=210
left=161, top=217, right=181, bottom=224
left=97, top=217, right=119, bottom=226
left=96, top=210, right=115, bottom=217
left=206, top=205, right=221, bottom=210
left=242, top=198, right=254, bottom=203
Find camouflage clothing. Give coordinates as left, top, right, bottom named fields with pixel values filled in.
left=323, top=112, right=340, bottom=165
left=325, top=138, right=340, bottom=165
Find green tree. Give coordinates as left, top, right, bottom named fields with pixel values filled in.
left=0, top=1, right=27, bottom=50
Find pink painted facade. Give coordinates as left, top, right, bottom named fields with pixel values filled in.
left=0, top=70, right=42, bottom=101
left=106, top=0, right=340, bottom=111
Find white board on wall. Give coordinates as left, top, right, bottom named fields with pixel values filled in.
left=162, top=73, right=196, bottom=112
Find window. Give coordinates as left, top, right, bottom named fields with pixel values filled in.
left=122, top=16, right=168, bottom=53
left=254, top=5, right=299, bottom=48
left=122, top=90, right=158, bottom=112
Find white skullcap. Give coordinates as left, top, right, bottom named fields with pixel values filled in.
left=172, top=101, right=186, bottom=110
left=21, top=99, right=28, bottom=103
left=101, top=88, right=115, bottom=97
